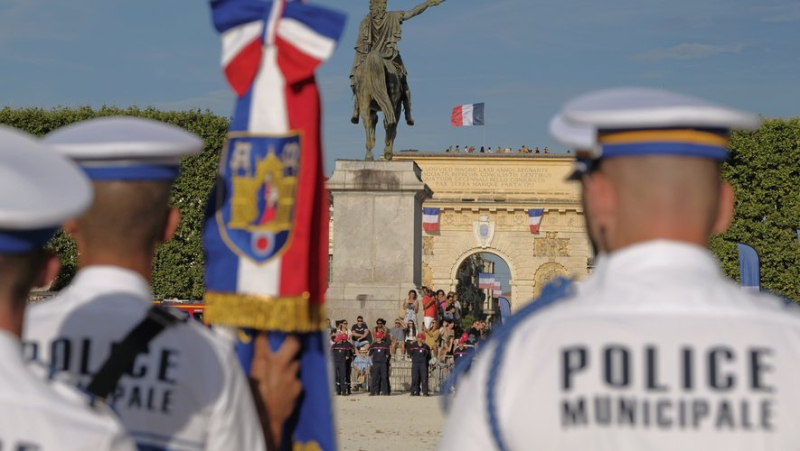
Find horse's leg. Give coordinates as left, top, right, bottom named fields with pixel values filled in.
left=361, top=95, right=375, bottom=160
left=384, top=118, right=397, bottom=161
left=369, top=110, right=378, bottom=160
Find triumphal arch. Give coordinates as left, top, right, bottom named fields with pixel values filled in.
left=393, top=151, right=592, bottom=310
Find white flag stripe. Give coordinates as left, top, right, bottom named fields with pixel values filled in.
left=277, top=18, right=337, bottom=61
left=220, top=21, right=264, bottom=66
left=462, top=104, right=474, bottom=126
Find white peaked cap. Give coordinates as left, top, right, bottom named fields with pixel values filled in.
left=559, top=87, right=760, bottom=131
left=0, top=126, right=92, bottom=229
left=43, top=117, right=204, bottom=181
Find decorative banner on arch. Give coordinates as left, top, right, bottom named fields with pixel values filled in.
left=203, top=0, right=345, bottom=449
left=737, top=243, right=760, bottom=292
left=528, top=208, right=544, bottom=233
left=478, top=273, right=495, bottom=289
left=423, top=207, right=440, bottom=232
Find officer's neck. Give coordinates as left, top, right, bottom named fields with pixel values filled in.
left=0, top=300, right=25, bottom=338
left=77, top=249, right=155, bottom=282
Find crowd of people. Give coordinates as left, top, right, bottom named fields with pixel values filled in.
left=327, top=287, right=487, bottom=396
left=445, top=145, right=558, bottom=154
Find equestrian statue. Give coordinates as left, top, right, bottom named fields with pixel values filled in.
left=350, top=0, right=447, bottom=161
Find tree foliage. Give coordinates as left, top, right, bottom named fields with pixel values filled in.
left=0, top=106, right=229, bottom=299
left=710, top=118, right=800, bottom=301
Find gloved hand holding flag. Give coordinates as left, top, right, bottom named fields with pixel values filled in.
left=203, top=1, right=345, bottom=449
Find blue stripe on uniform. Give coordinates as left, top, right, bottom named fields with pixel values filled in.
left=82, top=165, right=181, bottom=181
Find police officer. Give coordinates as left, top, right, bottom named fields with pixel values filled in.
left=408, top=332, right=431, bottom=396
left=452, top=334, right=472, bottom=367
left=369, top=331, right=391, bottom=396
left=331, top=333, right=354, bottom=395
left=0, top=127, right=135, bottom=450
left=441, top=88, right=800, bottom=451
left=23, top=117, right=289, bottom=450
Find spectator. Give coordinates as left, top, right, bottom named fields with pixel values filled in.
left=439, top=320, right=456, bottom=362
left=351, top=345, right=372, bottom=392
left=351, top=316, right=371, bottom=349
left=534, top=146, right=540, bottom=154
left=446, top=146, right=452, bottom=153
left=389, top=318, right=406, bottom=359
left=422, top=289, right=438, bottom=329
left=404, top=319, right=418, bottom=352
left=487, top=147, right=493, bottom=153
left=443, top=296, right=459, bottom=323
left=374, top=318, right=388, bottom=341
left=454, top=145, right=460, bottom=153
left=452, top=293, right=463, bottom=319
left=401, top=289, right=419, bottom=325
left=438, top=292, right=449, bottom=313
left=424, top=319, right=440, bottom=358
left=480, top=146, right=485, bottom=153
left=466, top=319, right=483, bottom=343
left=544, top=146, right=550, bottom=154
left=337, top=319, right=351, bottom=341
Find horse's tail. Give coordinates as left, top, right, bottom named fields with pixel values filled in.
left=362, top=51, right=396, bottom=124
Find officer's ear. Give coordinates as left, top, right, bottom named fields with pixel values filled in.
left=160, top=207, right=181, bottom=243
left=711, top=181, right=735, bottom=235
left=582, top=170, right=617, bottom=234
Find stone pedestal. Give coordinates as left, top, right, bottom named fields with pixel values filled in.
left=326, top=160, right=432, bottom=325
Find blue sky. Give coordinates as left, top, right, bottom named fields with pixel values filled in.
left=1, top=0, right=799, bottom=173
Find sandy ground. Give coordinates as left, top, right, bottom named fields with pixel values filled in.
left=334, top=392, right=445, bottom=451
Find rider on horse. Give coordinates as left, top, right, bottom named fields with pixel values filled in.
left=349, top=0, right=446, bottom=127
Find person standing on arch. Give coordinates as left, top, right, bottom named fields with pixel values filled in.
left=349, top=0, right=446, bottom=126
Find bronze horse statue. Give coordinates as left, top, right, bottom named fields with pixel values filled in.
left=352, top=51, right=405, bottom=161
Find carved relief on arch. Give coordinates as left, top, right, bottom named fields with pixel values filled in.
left=533, top=262, right=569, bottom=297
left=422, top=262, right=433, bottom=288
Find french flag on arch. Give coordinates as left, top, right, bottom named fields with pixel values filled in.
left=451, top=103, right=485, bottom=127
left=528, top=208, right=544, bottom=233
left=478, top=273, right=495, bottom=289
left=423, top=207, right=440, bottom=232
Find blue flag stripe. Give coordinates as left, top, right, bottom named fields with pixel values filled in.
left=472, top=102, right=485, bottom=126
left=283, top=2, right=347, bottom=41
left=211, top=0, right=269, bottom=33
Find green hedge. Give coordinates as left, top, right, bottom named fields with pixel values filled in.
left=2, top=107, right=799, bottom=301
left=0, top=106, right=228, bottom=299
left=711, top=118, right=800, bottom=301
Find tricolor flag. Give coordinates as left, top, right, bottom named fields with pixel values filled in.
left=528, top=208, right=544, bottom=233
left=493, top=281, right=501, bottom=291
left=478, top=273, right=495, bottom=289
left=737, top=243, right=760, bottom=292
left=204, top=1, right=345, bottom=449
left=492, top=290, right=501, bottom=299
left=451, top=102, right=485, bottom=127
left=423, top=207, right=440, bottom=232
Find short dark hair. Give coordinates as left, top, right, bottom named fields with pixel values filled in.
left=357, top=316, right=363, bottom=321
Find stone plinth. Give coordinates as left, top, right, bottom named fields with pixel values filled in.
left=326, top=160, right=432, bottom=324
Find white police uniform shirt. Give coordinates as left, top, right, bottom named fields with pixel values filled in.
left=441, top=241, right=800, bottom=450
left=23, top=266, right=266, bottom=451
left=0, top=330, right=135, bottom=451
